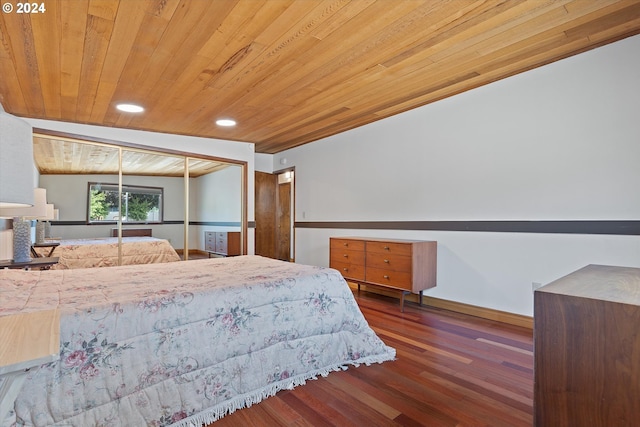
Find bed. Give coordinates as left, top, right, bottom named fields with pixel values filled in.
left=33, top=236, right=180, bottom=269
left=1, top=255, right=395, bottom=426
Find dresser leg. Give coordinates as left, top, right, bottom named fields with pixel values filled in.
left=419, top=290, right=423, bottom=307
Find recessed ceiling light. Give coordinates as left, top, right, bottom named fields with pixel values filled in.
left=116, top=103, right=144, bottom=113
left=216, top=119, right=236, bottom=127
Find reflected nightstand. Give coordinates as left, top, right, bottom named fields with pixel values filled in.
left=31, top=242, right=60, bottom=257
left=0, top=257, right=59, bottom=270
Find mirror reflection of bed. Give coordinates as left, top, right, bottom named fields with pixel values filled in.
left=32, top=235, right=181, bottom=270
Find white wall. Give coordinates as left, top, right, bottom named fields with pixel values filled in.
left=191, top=165, right=243, bottom=250
left=254, top=153, right=274, bottom=173
left=274, top=35, right=640, bottom=317
left=192, top=166, right=242, bottom=222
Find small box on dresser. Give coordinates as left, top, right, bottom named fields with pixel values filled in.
left=330, top=237, right=437, bottom=311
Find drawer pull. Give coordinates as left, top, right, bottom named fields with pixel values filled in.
left=343, top=243, right=348, bottom=246
left=343, top=254, right=348, bottom=258
left=384, top=259, right=389, bottom=263
left=383, top=275, right=390, bottom=279
left=343, top=268, right=348, bottom=272
left=383, top=246, right=390, bottom=250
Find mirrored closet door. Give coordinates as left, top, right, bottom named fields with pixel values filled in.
left=33, top=132, right=246, bottom=264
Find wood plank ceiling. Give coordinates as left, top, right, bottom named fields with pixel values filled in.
left=31, top=135, right=229, bottom=177
left=1, top=0, right=639, bottom=155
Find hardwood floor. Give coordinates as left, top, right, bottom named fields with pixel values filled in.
left=208, top=290, right=534, bottom=427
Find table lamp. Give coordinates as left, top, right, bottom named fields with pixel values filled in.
left=45, top=207, right=59, bottom=239
left=35, top=203, right=55, bottom=244
left=0, top=103, right=37, bottom=262
left=0, top=103, right=34, bottom=208
left=0, top=188, right=48, bottom=262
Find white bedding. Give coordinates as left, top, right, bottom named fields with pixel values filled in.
left=1, top=255, right=395, bottom=426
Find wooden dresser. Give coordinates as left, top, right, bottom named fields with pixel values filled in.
left=205, top=231, right=241, bottom=257
left=330, top=237, right=437, bottom=311
left=534, top=265, right=640, bottom=427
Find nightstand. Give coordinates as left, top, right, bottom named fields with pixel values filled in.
left=0, top=257, right=59, bottom=270
left=0, top=309, right=60, bottom=422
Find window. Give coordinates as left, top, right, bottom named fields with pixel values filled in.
left=88, top=183, right=163, bottom=224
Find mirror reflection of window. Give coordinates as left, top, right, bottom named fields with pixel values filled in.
left=88, top=183, right=163, bottom=224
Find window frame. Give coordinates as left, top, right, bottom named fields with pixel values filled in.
left=87, top=182, right=164, bottom=224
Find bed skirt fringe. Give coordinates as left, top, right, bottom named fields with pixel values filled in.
left=171, top=351, right=395, bottom=427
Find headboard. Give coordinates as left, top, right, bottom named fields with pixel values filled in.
left=110, top=228, right=152, bottom=237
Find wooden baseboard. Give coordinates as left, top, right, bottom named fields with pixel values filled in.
left=348, top=282, right=533, bottom=329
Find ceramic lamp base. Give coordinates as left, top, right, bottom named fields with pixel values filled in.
left=12, top=218, right=31, bottom=263
left=36, top=220, right=45, bottom=244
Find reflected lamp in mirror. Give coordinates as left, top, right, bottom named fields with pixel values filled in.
left=45, top=207, right=59, bottom=239
left=0, top=188, right=47, bottom=262
left=0, top=103, right=35, bottom=208
left=36, top=203, right=55, bottom=243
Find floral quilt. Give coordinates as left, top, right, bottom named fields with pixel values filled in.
left=0, top=255, right=395, bottom=426
left=33, top=237, right=180, bottom=269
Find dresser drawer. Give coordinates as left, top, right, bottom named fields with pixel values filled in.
left=205, top=232, right=216, bottom=251
left=365, top=267, right=412, bottom=291
left=217, top=234, right=228, bottom=249
left=330, top=261, right=365, bottom=281
left=366, top=253, right=412, bottom=272
left=330, top=248, right=365, bottom=266
left=330, top=238, right=365, bottom=251
left=366, top=240, right=412, bottom=256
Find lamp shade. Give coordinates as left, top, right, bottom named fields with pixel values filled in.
left=0, top=188, right=47, bottom=218
left=44, top=203, right=55, bottom=220
left=0, top=103, right=35, bottom=208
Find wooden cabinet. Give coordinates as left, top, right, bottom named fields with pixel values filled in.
left=205, top=231, right=241, bottom=257
left=330, top=237, right=437, bottom=311
left=534, top=265, right=640, bottom=427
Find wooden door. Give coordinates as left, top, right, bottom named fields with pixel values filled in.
left=254, top=172, right=276, bottom=258
left=276, top=181, right=291, bottom=261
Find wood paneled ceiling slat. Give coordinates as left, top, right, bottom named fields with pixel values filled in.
left=59, top=0, right=88, bottom=120
left=31, top=0, right=61, bottom=118
left=75, top=12, right=114, bottom=123
left=2, top=0, right=639, bottom=156
left=88, top=0, right=148, bottom=123
left=1, top=13, right=43, bottom=115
